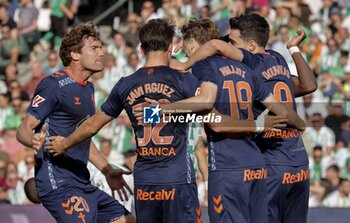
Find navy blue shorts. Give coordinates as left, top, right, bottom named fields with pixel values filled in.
left=266, top=164, right=310, bottom=223
left=40, top=184, right=130, bottom=223
left=134, top=183, right=201, bottom=223
left=208, top=169, right=268, bottom=223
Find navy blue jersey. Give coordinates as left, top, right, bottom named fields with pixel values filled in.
left=192, top=55, right=271, bottom=171
left=101, top=66, right=199, bottom=185
left=241, top=49, right=308, bottom=166
left=27, top=70, right=95, bottom=197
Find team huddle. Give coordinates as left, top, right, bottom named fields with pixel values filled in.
left=16, top=13, right=316, bottom=223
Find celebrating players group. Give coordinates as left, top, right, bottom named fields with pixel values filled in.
left=17, top=12, right=316, bottom=223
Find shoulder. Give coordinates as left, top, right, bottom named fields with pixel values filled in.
left=37, top=72, right=78, bottom=93
left=177, top=70, right=197, bottom=81
left=87, top=81, right=94, bottom=91
left=266, top=50, right=289, bottom=66
left=240, top=48, right=258, bottom=58
left=266, top=49, right=285, bottom=60
left=167, top=65, right=195, bottom=79
left=192, top=56, right=214, bottom=70
left=37, top=75, right=60, bottom=89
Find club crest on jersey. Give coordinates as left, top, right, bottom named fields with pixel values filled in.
left=147, top=68, right=154, bottom=75
left=32, top=95, right=45, bottom=107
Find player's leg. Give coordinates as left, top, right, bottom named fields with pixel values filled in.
left=162, top=183, right=201, bottom=223
left=249, top=177, right=268, bottom=223
left=134, top=184, right=162, bottom=223
left=95, top=187, right=133, bottom=223
left=208, top=170, right=250, bottom=223
left=283, top=165, right=310, bottom=223
left=266, top=164, right=289, bottom=223
left=40, top=186, right=98, bottom=223
left=110, top=215, right=136, bottom=223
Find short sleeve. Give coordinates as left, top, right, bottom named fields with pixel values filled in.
left=252, top=73, right=272, bottom=102
left=100, top=79, right=124, bottom=119
left=240, top=48, right=260, bottom=69
left=191, top=59, right=218, bottom=86
left=27, top=77, right=60, bottom=121
left=180, top=72, right=200, bottom=98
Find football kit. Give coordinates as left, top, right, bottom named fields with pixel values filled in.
left=28, top=70, right=129, bottom=223
left=101, top=66, right=202, bottom=223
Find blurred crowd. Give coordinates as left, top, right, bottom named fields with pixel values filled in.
left=1, top=0, right=350, bottom=209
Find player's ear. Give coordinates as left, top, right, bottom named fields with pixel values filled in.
left=70, top=51, right=80, bottom=61
left=189, top=38, right=195, bottom=51
left=167, top=43, right=173, bottom=54
left=247, top=40, right=256, bottom=52
left=188, top=38, right=199, bottom=55
left=140, top=45, right=146, bottom=56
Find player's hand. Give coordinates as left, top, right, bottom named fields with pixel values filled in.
left=45, top=136, right=67, bottom=156
left=103, top=166, right=133, bottom=201
left=169, top=59, right=188, bottom=71
left=263, top=115, right=288, bottom=131
left=287, top=28, right=307, bottom=49
left=133, top=101, right=152, bottom=124
left=32, top=125, right=47, bottom=155
left=134, top=97, right=159, bottom=124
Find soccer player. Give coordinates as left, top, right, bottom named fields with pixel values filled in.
left=139, top=18, right=306, bottom=223
left=44, top=19, right=202, bottom=223
left=171, top=14, right=315, bottom=223
left=16, top=22, right=135, bottom=223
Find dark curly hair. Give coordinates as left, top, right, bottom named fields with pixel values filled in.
left=59, top=22, right=100, bottom=66
left=181, top=18, right=220, bottom=44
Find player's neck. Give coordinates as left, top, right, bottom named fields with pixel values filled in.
left=145, top=51, right=170, bottom=67
left=253, top=46, right=266, bottom=54
left=65, top=66, right=91, bottom=82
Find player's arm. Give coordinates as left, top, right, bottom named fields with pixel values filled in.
left=250, top=71, right=306, bottom=131
left=17, top=78, right=58, bottom=154
left=46, top=78, right=125, bottom=155
left=261, top=95, right=306, bottom=131
left=208, top=108, right=288, bottom=133
left=89, top=142, right=132, bottom=201
left=160, top=82, right=217, bottom=114
left=138, top=82, right=217, bottom=117
left=195, top=137, right=208, bottom=182
left=195, top=137, right=209, bottom=206
left=89, top=142, right=111, bottom=171
left=46, top=110, right=113, bottom=156
left=208, top=109, right=256, bottom=132
left=162, top=60, right=220, bottom=114
left=288, top=28, right=317, bottom=97
left=170, top=39, right=243, bottom=71
left=16, top=114, right=44, bottom=154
